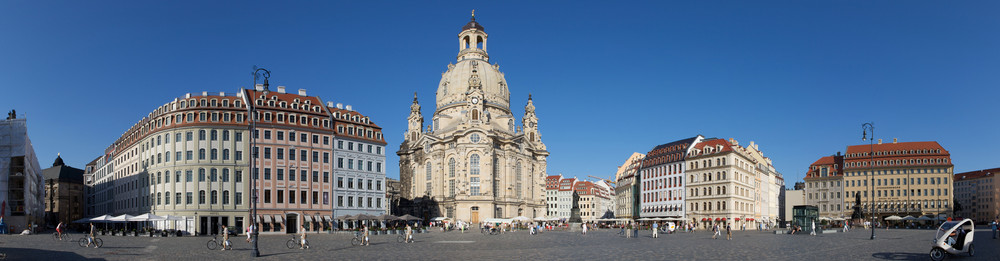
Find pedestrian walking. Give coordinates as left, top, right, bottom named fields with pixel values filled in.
left=362, top=225, right=370, bottom=246
left=56, top=222, right=64, bottom=240
left=991, top=220, right=997, bottom=239
left=299, top=225, right=309, bottom=249
left=581, top=223, right=588, bottom=235
left=726, top=223, right=732, bottom=240
left=712, top=224, right=720, bottom=239
left=246, top=224, right=253, bottom=243
left=810, top=221, right=816, bottom=236
left=652, top=222, right=658, bottom=238
left=86, top=222, right=98, bottom=248
left=221, top=225, right=230, bottom=251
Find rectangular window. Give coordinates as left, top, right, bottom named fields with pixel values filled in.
left=186, top=170, right=193, bottom=182
left=312, top=191, right=318, bottom=205
left=186, top=192, right=193, bottom=204
left=277, top=169, right=284, bottom=181
left=300, top=133, right=307, bottom=142
left=323, top=172, right=329, bottom=183
left=264, top=147, right=271, bottom=159
left=235, top=132, right=242, bottom=141
left=338, top=158, right=343, bottom=168
left=376, top=180, right=382, bottom=190
left=235, top=192, right=242, bottom=205
left=347, top=196, right=353, bottom=207
left=264, top=130, right=271, bottom=139
left=323, top=192, right=328, bottom=205
left=277, top=189, right=284, bottom=203
left=289, top=190, right=295, bottom=204
left=301, top=170, right=307, bottom=181
left=313, top=134, right=319, bottom=143
left=288, top=169, right=295, bottom=181
left=323, top=152, right=330, bottom=163
left=277, top=131, right=284, bottom=140
left=348, top=159, right=353, bottom=169
left=313, top=171, right=319, bottom=182
left=186, top=151, right=193, bottom=160
left=264, top=189, right=271, bottom=203
left=301, top=150, right=307, bottom=161
left=323, top=136, right=329, bottom=145
left=176, top=151, right=182, bottom=162
left=289, top=149, right=295, bottom=160
left=264, top=168, right=271, bottom=180
left=235, top=170, right=242, bottom=182
left=338, top=141, right=343, bottom=149
left=368, top=180, right=373, bottom=190
left=338, top=196, right=344, bottom=207
left=277, top=148, right=284, bottom=160
left=348, top=178, right=354, bottom=189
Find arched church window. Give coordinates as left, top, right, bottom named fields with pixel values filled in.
left=472, top=110, right=479, bottom=121
left=426, top=163, right=432, bottom=181
left=470, top=154, right=480, bottom=176
left=449, top=158, right=456, bottom=178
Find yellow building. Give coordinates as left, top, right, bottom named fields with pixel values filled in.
left=843, top=140, right=953, bottom=220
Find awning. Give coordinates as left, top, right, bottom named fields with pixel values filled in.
left=263, top=215, right=273, bottom=223
left=274, top=215, right=285, bottom=223
left=323, top=216, right=332, bottom=222
left=304, top=215, right=313, bottom=223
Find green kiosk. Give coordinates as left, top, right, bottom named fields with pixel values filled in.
left=792, top=205, right=819, bottom=233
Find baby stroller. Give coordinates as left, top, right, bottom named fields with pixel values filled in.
left=930, top=218, right=974, bottom=261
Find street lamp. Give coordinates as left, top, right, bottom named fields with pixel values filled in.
left=861, top=122, right=875, bottom=240
left=248, top=66, right=270, bottom=257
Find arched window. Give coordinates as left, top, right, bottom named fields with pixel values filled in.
left=211, top=190, right=218, bottom=204
left=472, top=110, right=479, bottom=120
left=470, top=154, right=480, bottom=176
left=426, top=163, right=432, bottom=181
left=515, top=161, right=523, bottom=198
left=448, top=158, right=456, bottom=178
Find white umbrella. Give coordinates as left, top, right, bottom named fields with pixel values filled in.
left=163, top=215, right=186, bottom=221
left=128, top=213, right=166, bottom=222
left=108, top=214, right=135, bottom=222
left=89, top=215, right=114, bottom=222
left=512, top=216, right=532, bottom=222
left=884, top=216, right=902, bottom=221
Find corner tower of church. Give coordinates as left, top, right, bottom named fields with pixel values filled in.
left=397, top=12, right=549, bottom=222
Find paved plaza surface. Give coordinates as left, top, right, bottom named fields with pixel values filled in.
left=1, top=227, right=996, bottom=260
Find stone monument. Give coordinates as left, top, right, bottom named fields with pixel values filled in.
left=569, top=190, right=583, bottom=231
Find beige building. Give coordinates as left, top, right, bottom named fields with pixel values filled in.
left=804, top=153, right=846, bottom=219
left=686, top=138, right=773, bottom=229
left=615, top=152, right=644, bottom=219
left=397, top=14, right=548, bottom=223
left=953, top=168, right=1000, bottom=223
left=843, top=140, right=953, bottom=220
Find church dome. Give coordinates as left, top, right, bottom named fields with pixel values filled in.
left=462, top=18, right=485, bottom=31
left=436, top=59, right=510, bottom=111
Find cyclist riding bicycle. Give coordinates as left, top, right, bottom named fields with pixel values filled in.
left=56, top=222, right=65, bottom=240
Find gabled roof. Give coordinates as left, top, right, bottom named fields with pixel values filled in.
left=691, top=138, right=733, bottom=153
left=845, top=141, right=947, bottom=156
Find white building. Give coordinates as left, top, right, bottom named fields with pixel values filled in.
left=330, top=104, right=388, bottom=219
left=639, top=136, right=703, bottom=219
left=0, top=110, right=45, bottom=231
left=615, top=153, right=644, bottom=219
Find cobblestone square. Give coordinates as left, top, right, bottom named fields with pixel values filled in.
left=1, top=227, right=993, bottom=260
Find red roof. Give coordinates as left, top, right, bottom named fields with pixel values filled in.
left=811, top=156, right=835, bottom=166
left=691, top=139, right=733, bottom=155
left=954, top=168, right=1000, bottom=181
left=845, top=141, right=947, bottom=157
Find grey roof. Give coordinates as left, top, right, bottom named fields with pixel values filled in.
left=42, top=165, right=85, bottom=183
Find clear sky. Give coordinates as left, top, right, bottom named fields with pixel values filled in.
left=2, top=1, right=997, bottom=187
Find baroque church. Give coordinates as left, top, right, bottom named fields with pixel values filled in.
left=397, top=12, right=548, bottom=223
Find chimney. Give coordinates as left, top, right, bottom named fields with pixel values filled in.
left=893, top=138, right=898, bottom=144
left=219, top=92, right=225, bottom=97
left=277, top=86, right=286, bottom=94
left=327, top=101, right=334, bottom=107
left=298, top=89, right=307, bottom=96
left=255, top=84, right=264, bottom=91
left=878, top=139, right=882, bottom=145
left=202, top=91, right=209, bottom=96
left=336, top=103, right=343, bottom=109
left=346, top=105, right=352, bottom=111
left=185, top=93, right=192, bottom=98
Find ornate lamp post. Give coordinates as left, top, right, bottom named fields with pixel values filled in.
left=249, top=66, right=270, bottom=257
left=862, top=122, right=875, bottom=240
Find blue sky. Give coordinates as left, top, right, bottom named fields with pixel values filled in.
left=2, top=1, right=997, bottom=187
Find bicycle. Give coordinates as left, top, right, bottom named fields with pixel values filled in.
left=207, top=235, right=232, bottom=250
left=78, top=236, right=103, bottom=248
left=286, top=235, right=308, bottom=249
left=52, top=232, right=69, bottom=241
left=350, top=231, right=367, bottom=246
left=396, top=233, right=413, bottom=243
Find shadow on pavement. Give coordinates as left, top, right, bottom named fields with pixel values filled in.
left=4, top=247, right=104, bottom=261
left=871, top=252, right=924, bottom=260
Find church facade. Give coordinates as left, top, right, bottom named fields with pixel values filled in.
left=397, top=13, right=548, bottom=223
